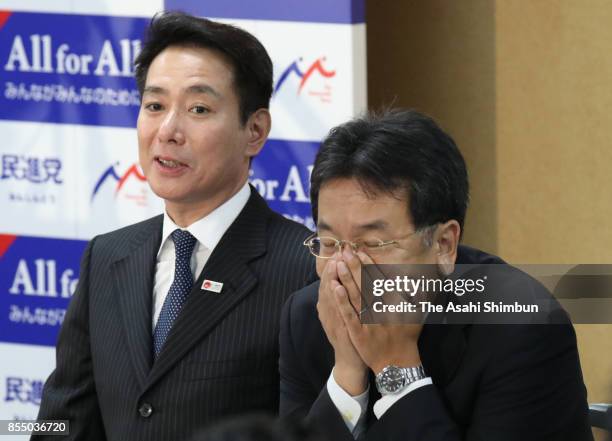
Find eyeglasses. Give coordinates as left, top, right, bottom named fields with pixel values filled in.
left=303, top=231, right=420, bottom=259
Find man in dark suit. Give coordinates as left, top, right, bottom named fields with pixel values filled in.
left=34, top=12, right=316, bottom=441
left=279, top=109, right=593, bottom=440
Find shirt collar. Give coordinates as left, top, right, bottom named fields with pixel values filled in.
left=158, top=182, right=251, bottom=257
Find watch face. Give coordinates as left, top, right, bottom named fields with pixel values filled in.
left=380, top=367, right=405, bottom=393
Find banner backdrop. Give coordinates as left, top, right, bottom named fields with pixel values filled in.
left=0, top=0, right=366, bottom=429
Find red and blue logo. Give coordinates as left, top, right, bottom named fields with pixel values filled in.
left=91, top=162, right=147, bottom=204
left=274, top=56, right=336, bottom=103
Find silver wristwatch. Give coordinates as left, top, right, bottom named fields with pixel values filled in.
left=375, top=364, right=427, bottom=395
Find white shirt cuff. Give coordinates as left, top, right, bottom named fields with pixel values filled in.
left=326, top=369, right=369, bottom=433
left=373, top=377, right=433, bottom=419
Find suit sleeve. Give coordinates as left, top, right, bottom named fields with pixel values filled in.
left=279, top=292, right=355, bottom=441
left=365, top=324, right=593, bottom=441
left=32, top=239, right=106, bottom=441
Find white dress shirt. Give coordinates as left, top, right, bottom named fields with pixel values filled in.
left=327, top=370, right=433, bottom=437
left=152, top=182, right=251, bottom=330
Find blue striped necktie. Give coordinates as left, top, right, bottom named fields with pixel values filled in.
left=153, top=229, right=197, bottom=358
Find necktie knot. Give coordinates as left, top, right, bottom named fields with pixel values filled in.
left=171, top=229, right=197, bottom=262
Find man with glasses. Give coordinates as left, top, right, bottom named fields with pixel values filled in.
left=279, top=109, right=593, bottom=440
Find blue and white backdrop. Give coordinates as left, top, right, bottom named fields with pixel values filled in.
left=0, top=0, right=367, bottom=429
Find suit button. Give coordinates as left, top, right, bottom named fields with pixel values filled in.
left=138, top=403, right=153, bottom=418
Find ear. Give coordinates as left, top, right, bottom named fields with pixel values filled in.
left=244, top=108, right=271, bottom=158
left=434, top=220, right=461, bottom=275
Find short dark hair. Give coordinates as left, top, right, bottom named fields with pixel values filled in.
left=310, top=109, right=469, bottom=233
left=134, top=11, right=273, bottom=124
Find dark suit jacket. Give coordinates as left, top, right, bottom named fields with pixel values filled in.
left=280, top=246, right=593, bottom=441
left=34, top=189, right=317, bottom=441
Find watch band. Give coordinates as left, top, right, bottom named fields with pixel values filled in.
left=401, top=365, right=426, bottom=383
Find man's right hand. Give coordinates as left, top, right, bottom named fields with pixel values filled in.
left=317, top=256, right=368, bottom=396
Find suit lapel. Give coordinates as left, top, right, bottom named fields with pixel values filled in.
left=145, top=190, right=271, bottom=389
left=111, top=216, right=163, bottom=389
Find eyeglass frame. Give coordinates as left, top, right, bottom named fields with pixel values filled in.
left=302, top=229, right=427, bottom=259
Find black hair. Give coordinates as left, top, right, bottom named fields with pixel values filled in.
left=134, top=11, right=273, bottom=124
left=310, top=109, right=469, bottom=233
